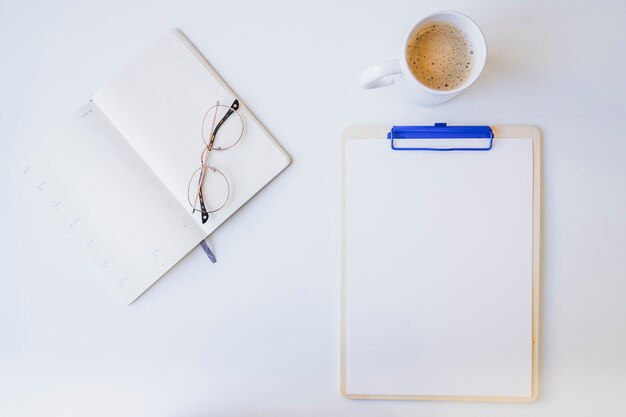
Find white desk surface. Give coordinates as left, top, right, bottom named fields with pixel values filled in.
left=1, top=0, right=625, bottom=416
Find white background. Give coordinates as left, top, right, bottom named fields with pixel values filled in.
left=1, top=0, right=625, bottom=416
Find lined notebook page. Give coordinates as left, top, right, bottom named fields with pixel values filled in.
left=343, top=137, right=533, bottom=397
left=19, top=103, right=205, bottom=304
left=94, top=30, right=290, bottom=235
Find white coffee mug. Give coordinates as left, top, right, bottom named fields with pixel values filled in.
left=359, top=11, right=487, bottom=106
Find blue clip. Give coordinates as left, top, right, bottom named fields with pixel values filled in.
left=387, top=123, right=494, bottom=151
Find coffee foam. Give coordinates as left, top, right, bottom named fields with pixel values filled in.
left=406, top=22, right=474, bottom=91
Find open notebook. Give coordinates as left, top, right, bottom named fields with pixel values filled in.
left=340, top=126, right=540, bottom=401
left=19, top=30, right=291, bottom=304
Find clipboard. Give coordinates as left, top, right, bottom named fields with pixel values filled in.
left=340, top=124, right=541, bottom=402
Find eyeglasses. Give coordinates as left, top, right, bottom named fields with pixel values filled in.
left=187, top=99, right=244, bottom=224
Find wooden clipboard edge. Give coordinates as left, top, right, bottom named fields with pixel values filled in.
left=343, top=393, right=535, bottom=402
left=339, top=125, right=541, bottom=402
left=492, top=126, right=541, bottom=403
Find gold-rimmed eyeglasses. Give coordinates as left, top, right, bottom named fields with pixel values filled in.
left=187, top=99, right=243, bottom=224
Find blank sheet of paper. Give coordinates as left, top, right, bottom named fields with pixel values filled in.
left=343, top=137, right=534, bottom=397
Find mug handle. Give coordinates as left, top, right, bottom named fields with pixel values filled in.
left=359, top=60, right=402, bottom=89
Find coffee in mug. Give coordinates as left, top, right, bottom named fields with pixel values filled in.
left=359, top=11, right=487, bottom=106
left=406, top=22, right=474, bottom=91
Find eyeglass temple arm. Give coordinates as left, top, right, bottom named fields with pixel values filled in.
left=198, top=188, right=209, bottom=223
left=207, top=99, right=240, bottom=150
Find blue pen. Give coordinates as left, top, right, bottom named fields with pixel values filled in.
left=199, top=240, right=217, bottom=263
